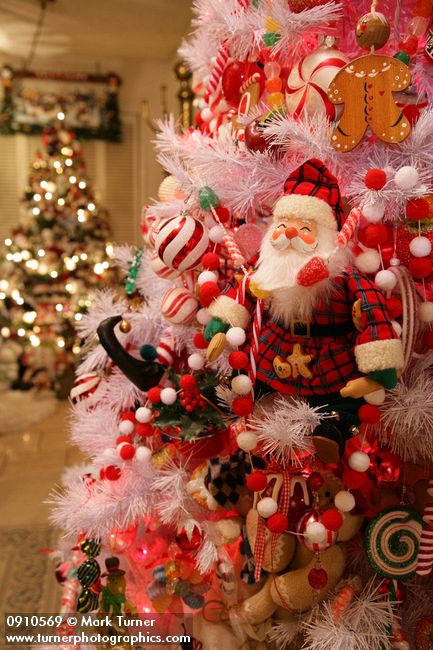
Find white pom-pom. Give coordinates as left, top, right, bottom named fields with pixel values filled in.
left=356, top=249, right=381, bottom=274
left=100, top=448, right=119, bottom=465
left=305, top=521, right=327, bottom=543
left=363, top=201, right=385, bottom=223
left=226, top=327, right=246, bottom=347
left=236, top=431, right=258, bottom=452
left=119, top=419, right=134, bottom=435
left=160, top=387, right=177, bottom=405
left=231, top=374, right=253, bottom=395
left=375, top=269, right=397, bottom=291
left=196, top=308, right=211, bottom=325
left=391, top=320, right=402, bottom=337
left=188, top=353, right=205, bottom=370
left=348, top=451, right=370, bottom=472
left=209, top=226, right=225, bottom=243
left=364, top=388, right=386, bottom=405
left=389, top=257, right=401, bottom=267
left=135, top=406, right=152, bottom=423
left=197, top=270, right=218, bottom=286
left=394, top=166, right=419, bottom=190
left=136, top=446, right=152, bottom=463
left=201, top=107, right=213, bottom=123
left=257, top=497, right=278, bottom=518
left=334, top=490, right=355, bottom=512
left=419, top=301, right=433, bottom=323
left=409, top=236, right=432, bottom=258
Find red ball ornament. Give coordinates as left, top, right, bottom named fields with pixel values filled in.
left=201, top=252, right=220, bottom=270
left=136, top=423, right=154, bottom=437
left=179, top=374, right=197, bottom=391
left=307, top=472, right=325, bottom=491
left=321, top=509, right=344, bottom=531
left=116, top=435, right=132, bottom=445
left=247, top=470, right=268, bottom=492
left=409, top=257, right=433, bottom=279
left=267, top=513, right=289, bottom=534
left=118, top=442, right=136, bottom=460
left=222, top=61, right=265, bottom=107
left=406, top=198, right=429, bottom=221
left=367, top=446, right=402, bottom=487
left=200, top=281, right=220, bottom=307
left=193, top=332, right=208, bottom=349
left=215, top=205, right=230, bottom=223
left=343, top=467, right=368, bottom=490
left=362, top=224, right=388, bottom=247
left=175, top=526, right=203, bottom=552
left=423, top=329, right=433, bottom=349
left=105, top=465, right=121, bottom=481
left=385, top=297, right=402, bottom=319
left=121, top=411, right=135, bottom=422
left=232, top=396, right=254, bottom=417
left=147, top=387, right=162, bottom=404
left=365, top=168, right=387, bottom=190
left=358, top=404, right=381, bottom=424
left=228, top=350, right=249, bottom=370
left=308, top=567, right=328, bottom=589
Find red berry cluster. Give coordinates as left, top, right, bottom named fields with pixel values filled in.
left=179, top=374, right=206, bottom=412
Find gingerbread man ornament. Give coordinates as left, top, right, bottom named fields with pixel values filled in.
left=328, top=11, right=411, bottom=152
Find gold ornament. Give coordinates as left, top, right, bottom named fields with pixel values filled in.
left=206, top=332, right=227, bottom=361
left=119, top=319, right=131, bottom=333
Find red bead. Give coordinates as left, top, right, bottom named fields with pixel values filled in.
left=199, top=281, right=220, bottom=307
left=147, top=387, right=162, bottom=404
left=385, top=297, right=402, bottom=319
left=343, top=467, right=367, bottom=490
left=136, top=423, right=154, bottom=437
left=118, top=443, right=135, bottom=460
left=307, top=472, right=325, bottom=491
left=267, top=513, right=289, bottom=534
left=120, top=411, right=135, bottom=422
left=105, top=465, right=121, bottom=481
left=201, top=252, right=220, bottom=271
left=423, top=330, right=433, bottom=349
left=409, top=257, right=433, bottom=279
left=406, top=198, right=429, bottom=221
left=116, top=435, right=132, bottom=445
left=321, top=509, right=344, bottom=531
left=215, top=205, right=230, bottom=223
left=186, top=405, right=194, bottom=413
left=193, top=332, right=208, bottom=349
left=232, top=396, right=254, bottom=416
left=247, top=470, right=268, bottom=492
left=365, top=168, right=387, bottom=190
left=308, top=567, right=328, bottom=589
left=361, top=224, right=388, bottom=247
left=358, top=404, right=381, bottom=424
left=179, top=374, right=197, bottom=391
left=228, top=351, right=249, bottom=370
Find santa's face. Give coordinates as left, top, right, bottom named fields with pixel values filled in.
left=271, top=217, right=318, bottom=254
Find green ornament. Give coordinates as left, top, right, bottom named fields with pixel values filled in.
left=264, top=32, right=280, bottom=46
left=140, top=344, right=157, bottom=361
left=198, top=186, right=219, bottom=210
left=394, top=51, right=410, bottom=65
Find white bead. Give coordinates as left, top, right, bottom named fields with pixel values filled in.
left=394, top=166, right=419, bottom=190
left=409, top=236, right=432, bottom=258
left=201, top=107, right=213, bottom=123
left=160, top=387, right=177, bottom=405
left=389, top=257, right=401, bottom=267
left=196, top=308, right=211, bottom=325
left=334, top=490, right=355, bottom=512
left=197, top=270, right=218, bottom=286
left=119, top=419, right=135, bottom=435
left=100, top=448, right=119, bottom=465
left=356, top=249, right=381, bottom=274
left=419, top=301, right=433, bottom=323
left=257, top=497, right=278, bottom=518
left=305, top=521, right=327, bottom=543
left=375, top=269, right=397, bottom=291
left=363, top=201, right=385, bottom=223
left=391, top=320, right=402, bottom=337
left=236, top=431, right=258, bottom=452
left=208, top=225, right=225, bottom=243
left=231, top=374, right=253, bottom=395
left=135, top=446, right=152, bottom=463
left=226, top=327, right=246, bottom=347
left=188, top=353, right=205, bottom=370
left=364, top=388, right=386, bottom=405
left=348, top=450, right=370, bottom=472
left=135, top=406, right=152, bottom=423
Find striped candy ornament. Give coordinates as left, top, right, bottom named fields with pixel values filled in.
left=150, top=251, right=181, bottom=280
left=155, top=214, right=209, bottom=272
left=70, top=373, right=103, bottom=405
left=156, top=328, right=178, bottom=367
left=297, top=509, right=337, bottom=552
left=161, top=288, right=198, bottom=325
left=77, top=558, right=101, bottom=587
left=416, top=479, right=433, bottom=576
left=207, top=42, right=230, bottom=97
left=337, top=208, right=363, bottom=248
left=76, top=588, right=99, bottom=613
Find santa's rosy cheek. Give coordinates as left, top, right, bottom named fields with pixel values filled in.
left=299, top=232, right=316, bottom=245
left=272, top=228, right=285, bottom=241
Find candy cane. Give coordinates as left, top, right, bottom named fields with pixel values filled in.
left=416, top=478, right=433, bottom=576
left=223, top=233, right=246, bottom=268
left=336, top=208, right=363, bottom=248
left=391, top=617, right=410, bottom=650
left=208, top=42, right=230, bottom=97
left=330, top=578, right=362, bottom=622
left=249, top=298, right=265, bottom=389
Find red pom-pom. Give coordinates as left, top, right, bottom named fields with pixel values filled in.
left=267, top=513, right=289, bottom=534
left=105, top=465, right=121, bottom=481
left=307, top=472, right=325, bottom=491
left=228, top=350, right=249, bottom=370
left=147, top=387, right=162, bottom=404
left=120, top=411, right=135, bottom=422
left=358, top=404, right=381, bottom=424
left=385, top=297, right=402, bottom=319
left=193, top=332, right=208, bottom=349
left=409, top=257, right=433, bottom=279
left=215, top=205, right=230, bottom=223
left=362, top=224, right=388, bottom=247
left=365, top=168, right=387, bottom=190
left=343, top=467, right=367, bottom=490
left=246, top=470, right=267, bottom=492
left=321, top=509, right=344, bottom=531
left=116, top=435, right=132, bottom=445
left=136, top=423, right=154, bottom=437
left=232, top=396, right=254, bottom=416
left=179, top=374, right=197, bottom=391
left=199, top=281, right=220, bottom=307
left=423, top=330, right=433, bottom=349
left=308, top=567, right=328, bottom=589
left=406, top=198, right=429, bottom=221
left=118, top=442, right=136, bottom=460
left=201, top=252, right=220, bottom=271
left=99, top=468, right=106, bottom=480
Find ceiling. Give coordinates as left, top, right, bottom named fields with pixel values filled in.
left=0, top=0, right=193, bottom=64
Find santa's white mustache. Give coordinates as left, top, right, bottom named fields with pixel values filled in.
left=271, top=232, right=318, bottom=254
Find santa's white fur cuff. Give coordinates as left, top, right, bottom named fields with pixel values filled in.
left=208, top=295, right=251, bottom=329
left=355, top=338, right=404, bottom=374
left=273, top=194, right=336, bottom=230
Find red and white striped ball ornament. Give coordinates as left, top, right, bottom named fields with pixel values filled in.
left=150, top=251, right=180, bottom=280
left=70, top=373, right=103, bottom=405
left=286, top=45, right=348, bottom=120
left=156, top=329, right=178, bottom=367
left=297, top=509, right=337, bottom=552
left=160, top=287, right=198, bottom=325
left=155, top=214, right=209, bottom=272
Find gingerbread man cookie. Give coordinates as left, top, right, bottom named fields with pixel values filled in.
left=328, top=54, right=411, bottom=152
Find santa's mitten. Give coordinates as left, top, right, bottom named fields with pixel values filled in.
left=204, top=317, right=229, bottom=342
left=368, top=368, right=398, bottom=389
left=296, top=257, right=329, bottom=287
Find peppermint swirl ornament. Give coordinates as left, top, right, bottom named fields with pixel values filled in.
left=365, top=507, right=423, bottom=579
left=155, top=214, right=209, bottom=272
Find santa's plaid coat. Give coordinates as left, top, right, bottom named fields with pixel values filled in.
left=209, top=267, right=403, bottom=397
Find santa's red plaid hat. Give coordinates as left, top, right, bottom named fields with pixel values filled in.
left=273, top=158, right=344, bottom=230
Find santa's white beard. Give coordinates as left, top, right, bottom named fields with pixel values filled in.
left=251, top=224, right=352, bottom=325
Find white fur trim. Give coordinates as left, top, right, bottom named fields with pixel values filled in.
left=208, top=295, right=251, bottom=328
left=355, top=338, right=404, bottom=373
left=273, top=195, right=337, bottom=230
